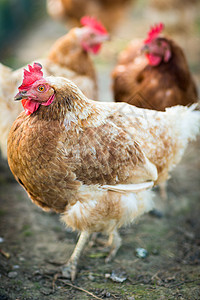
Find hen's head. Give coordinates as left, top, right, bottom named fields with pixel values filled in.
left=142, top=23, right=171, bottom=66
left=76, top=16, right=109, bottom=54
left=15, top=63, right=55, bottom=115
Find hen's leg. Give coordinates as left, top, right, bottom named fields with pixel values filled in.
left=159, top=182, right=167, bottom=200
left=105, top=229, right=122, bottom=263
left=62, top=231, right=90, bottom=281
left=89, top=233, right=109, bottom=247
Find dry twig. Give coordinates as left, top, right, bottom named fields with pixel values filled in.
left=169, top=279, right=200, bottom=288
left=59, top=279, right=103, bottom=300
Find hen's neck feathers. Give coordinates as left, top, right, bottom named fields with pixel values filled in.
left=35, top=77, right=103, bottom=128
left=145, top=38, right=194, bottom=92
left=47, top=28, right=96, bottom=79
left=153, top=39, right=189, bottom=73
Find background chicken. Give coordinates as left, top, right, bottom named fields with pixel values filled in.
left=112, top=23, right=198, bottom=111
left=47, top=0, right=133, bottom=32
left=149, top=0, right=198, bottom=34
left=0, top=16, right=109, bottom=159
left=7, top=63, right=200, bottom=280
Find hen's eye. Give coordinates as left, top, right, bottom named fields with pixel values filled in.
left=37, top=85, right=45, bottom=92
left=90, top=33, right=95, bottom=38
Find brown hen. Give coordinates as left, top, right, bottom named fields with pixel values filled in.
left=7, top=63, right=200, bottom=280
left=47, top=0, right=133, bottom=32
left=112, top=23, right=198, bottom=111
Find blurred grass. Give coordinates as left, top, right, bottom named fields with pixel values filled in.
left=0, top=0, right=46, bottom=59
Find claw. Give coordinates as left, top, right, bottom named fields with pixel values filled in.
left=105, top=243, right=121, bottom=263
left=61, top=260, right=77, bottom=281
left=105, top=250, right=116, bottom=263
left=61, top=231, right=90, bottom=281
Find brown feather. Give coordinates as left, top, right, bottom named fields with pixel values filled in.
left=112, top=38, right=198, bottom=111
left=7, top=78, right=158, bottom=213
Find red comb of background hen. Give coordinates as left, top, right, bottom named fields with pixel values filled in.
left=80, top=16, right=107, bottom=35
left=19, top=63, right=43, bottom=91
left=144, top=23, right=164, bottom=44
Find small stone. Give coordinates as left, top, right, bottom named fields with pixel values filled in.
left=101, top=290, right=111, bottom=297
left=101, top=290, right=108, bottom=297
left=8, top=271, right=18, bottom=278
left=19, top=257, right=25, bottom=262
left=109, top=270, right=127, bottom=283
left=41, top=288, right=52, bottom=295
left=13, top=265, right=20, bottom=269
left=88, top=272, right=95, bottom=281
left=0, top=237, right=4, bottom=243
left=152, top=249, right=159, bottom=255
left=33, top=270, right=41, bottom=275
left=135, top=248, right=148, bottom=258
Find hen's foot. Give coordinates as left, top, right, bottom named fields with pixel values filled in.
left=89, top=233, right=109, bottom=248
left=62, top=231, right=90, bottom=281
left=61, top=260, right=77, bottom=281
left=159, top=182, right=168, bottom=200
left=105, top=230, right=122, bottom=263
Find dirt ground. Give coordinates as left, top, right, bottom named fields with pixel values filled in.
left=0, top=1, right=200, bottom=299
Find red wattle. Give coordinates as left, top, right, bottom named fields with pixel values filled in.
left=41, top=94, right=55, bottom=106
left=81, top=41, right=101, bottom=54
left=91, top=44, right=101, bottom=54
left=21, top=94, right=55, bottom=115
left=22, top=99, right=40, bottom=115
left=146, top=53, right=162, bottom=66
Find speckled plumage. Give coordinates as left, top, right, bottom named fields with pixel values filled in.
left=7, top=76, right=200, bottom=279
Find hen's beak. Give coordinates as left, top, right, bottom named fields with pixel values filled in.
left=94, top=34, right=110, bottom=44
left=14, top=91, right=28, bottom=101
left=141, top=44, right=149, bottom=54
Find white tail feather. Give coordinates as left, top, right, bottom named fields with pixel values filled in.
left=165, top=104, right=200, bottom=169
left=102, top=181, right=154, bottom=193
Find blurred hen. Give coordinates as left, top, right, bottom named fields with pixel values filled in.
left=112, top=23, right=198, bottom=111
left=47, top=0, right=133, bottom=32
left=149, top=0, right=199, bottom=33
left=0, top=17, right=109, bottom=159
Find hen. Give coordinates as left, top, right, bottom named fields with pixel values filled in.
left=47, top=0, right=132, bottom=32
left=0, top=16, right=109, bottom=159
left=149, top=0, right=198, bottom=33
left=7, top=63, right=200, bottom=280
left=112, top=23, right=198, bottom=111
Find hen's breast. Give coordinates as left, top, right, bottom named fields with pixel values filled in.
left=7, top=114, right=80, bottom=212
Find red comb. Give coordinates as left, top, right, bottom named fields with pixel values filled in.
left=19, top=62, right=43, bottom=91
left=80, top=16, right=107, bottom=35
left=144, top=23, right=164, bottom=44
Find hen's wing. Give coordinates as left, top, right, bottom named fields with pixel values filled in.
left=59, top=101, right=158, bottom=187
